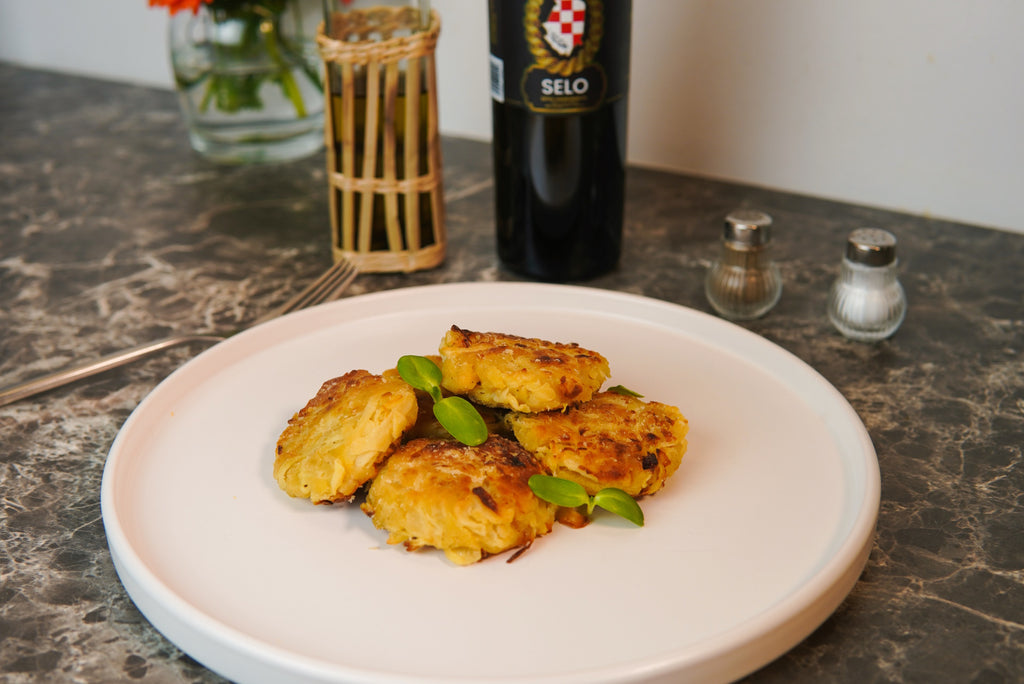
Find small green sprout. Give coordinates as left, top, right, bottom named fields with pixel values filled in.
left=396, top=355, right=488, bottom=446
left=528, top=474, right=644, bottom=527
left=608, top=385, right=643, bottom=398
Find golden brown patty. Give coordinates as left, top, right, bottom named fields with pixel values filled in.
left=361, top=436, right=556, bottom=565
left=506, top=391, right=689, bottom=497
left=438, top=326, right=610, bottom=413
left=274, top=370, right=418, bottom=504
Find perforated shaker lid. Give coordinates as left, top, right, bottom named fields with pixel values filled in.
left=846, top=228, right=897, bottom=266
left=724, top=209, right=772, bottom=247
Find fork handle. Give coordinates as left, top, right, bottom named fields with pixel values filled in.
left=0, top=335, right=223, bottom=408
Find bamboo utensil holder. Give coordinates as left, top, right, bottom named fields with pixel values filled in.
left=317, top=6, right=445, bottom=272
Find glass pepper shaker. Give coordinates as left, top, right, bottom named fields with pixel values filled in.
left=705, top=209, right=783, bottom=320
left=827, top=228, right=907, bottom=342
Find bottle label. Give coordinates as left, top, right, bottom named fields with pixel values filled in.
left=489, top=0, right=631, bottom=114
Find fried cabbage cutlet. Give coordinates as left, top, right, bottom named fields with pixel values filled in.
left=438, top=326, right=610, bottom=413
left=274, top=369, right=418, bottom=504
left=361, top=436, right=556, bottom=565
left=506, top=391, right=689, bottom=498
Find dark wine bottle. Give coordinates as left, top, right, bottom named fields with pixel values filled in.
left=488, top=0, right=632, bottom=282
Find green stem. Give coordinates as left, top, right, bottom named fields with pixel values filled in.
left=198, top=74, right=215, bottom=113
left=260, top=15, right=307, bottom=118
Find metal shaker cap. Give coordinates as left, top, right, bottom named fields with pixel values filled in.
left=846, top=228, right=897, bottom=266
left=724, top=209, right=772, bottom=247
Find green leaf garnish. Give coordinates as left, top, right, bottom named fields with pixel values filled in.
left=608, top=385, right=643, bottom=398
left=433, top=396, right=488, bottom=446
left=397, top=355, right=443, bottom=402
left=527, top=474, right=590, bottom=508
left=592, top=487, right=645, bottom=527
left=396, top=355, right=487, bottom=445
left=528, top=474, right=645, bottom=527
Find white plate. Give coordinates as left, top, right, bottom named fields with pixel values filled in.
left=101, top=282, right=879, bottom=684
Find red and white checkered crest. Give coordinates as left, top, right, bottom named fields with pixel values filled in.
left=543, top=0, right=586, bottom=57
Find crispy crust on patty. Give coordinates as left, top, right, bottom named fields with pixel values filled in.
left=361, top=436, right=556, bottom=565
left=506, top=391, right=689, bottom=497
left=438, top=326, right=610, bottom=413
left=274, top=370, right=418, bottom=504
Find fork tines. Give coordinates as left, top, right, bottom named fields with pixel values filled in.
left=284, top=258, right=358, bottom=314
left=260, top=258, right=358, bottom=325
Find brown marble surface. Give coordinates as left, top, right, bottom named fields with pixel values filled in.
left=1, top=64, right=1022, bottom=683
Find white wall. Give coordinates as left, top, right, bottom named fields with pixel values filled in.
left=2, top=0, right=1021, bottom=233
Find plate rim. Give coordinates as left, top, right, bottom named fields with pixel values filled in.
left=101, top=281, right=880, bottom=684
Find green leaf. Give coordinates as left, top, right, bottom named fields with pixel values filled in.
left=528, top=474, right=590, bottom=509
left=433, top=396, right=488, bottom=446
left=607, top=385, right=643, bottom=398
left=395, top=355, right=490, bottom=445
left=593, top=488, right=645, bottom=527
left=397, top=355, right=443, bottom=402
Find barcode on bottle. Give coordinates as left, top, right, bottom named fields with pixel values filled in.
left=489, top=54, right=504, bottom=102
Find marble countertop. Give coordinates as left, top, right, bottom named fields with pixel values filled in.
left=2, top=64, right=1022, bottom=683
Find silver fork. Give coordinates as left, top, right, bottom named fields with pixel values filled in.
left=0, top=257, right=358, bottom=407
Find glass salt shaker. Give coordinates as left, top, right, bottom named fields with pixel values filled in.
left=827, top=228, right=907, bottom=342
left=705, top=209, right=783, bottom=320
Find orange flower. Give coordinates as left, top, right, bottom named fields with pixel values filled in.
left=148, top=0, right=211, bottom=14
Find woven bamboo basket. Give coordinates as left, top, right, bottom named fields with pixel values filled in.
left=317, top=7, right=445, bottom=273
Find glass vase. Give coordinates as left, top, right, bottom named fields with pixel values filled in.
left=169, top=0, right=324, bottom=164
